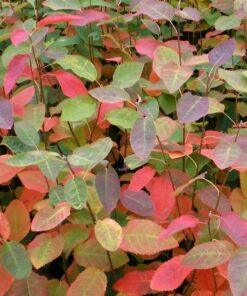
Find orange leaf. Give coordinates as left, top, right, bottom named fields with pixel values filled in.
left=5, top=200, right=30, bottom=241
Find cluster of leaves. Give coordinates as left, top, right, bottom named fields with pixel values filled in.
left=0, top=0, right=247, bottom=295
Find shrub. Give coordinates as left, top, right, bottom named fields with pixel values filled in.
left=0, top=0, right=247, bottom=295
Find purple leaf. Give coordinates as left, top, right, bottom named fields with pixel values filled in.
left=0, top=99, right=13, bottom=129
left=130, top=117, right=156, bottom=160
left=138, top=0, right=175, bottom=21
left=120, top=189, right=154, bottom=216
left=208, top=38, right=236, bottom=67
left=177, top=7, right=201, bottom=22
left=212, top=141, right=242, bottom=170
left=197, top=186, right=231, bottom=213
left=95, top=166, right=120, bottom=213
left=220, top=212, right=247, bottom=247
left=177, top=92, right=209, bottom=123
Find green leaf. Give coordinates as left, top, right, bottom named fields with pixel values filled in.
left=38, top=157, right=66, bottom=180
left=49, top=185, right=66, bottom=206
left=61, top=225, right=90, bottom=258
left=56, top=55, right=97, bottom=81
left=74, top=238, right=129, bottom=271
left=1, top=136, right=32, bottom=153
left=14, top=121, right=40, bottom=147
left=61, top=95, right=97, bottom=122
left=215, top=15, right=241, bottom=31
left=44, top=0, right=81, bottom=10
left=0, top=241, right=32, bottom=279
left=182, top=240, right=235, bottom=269
left=81, top=0, right=114, bottom=8
left=228, top=248, right=247, bottom=296
left=106, top=107, right=140, bottom=129
left=64, top=177, right=88, bottom=210
left=112, top=62, right=144, bottom=88
left=68, top=137, right=113, bottom=169
left=158, top=93, right=176, bottom=115
left=6, top=151, right=60, bottom=167
left=218, top=69, right=247, bottom=93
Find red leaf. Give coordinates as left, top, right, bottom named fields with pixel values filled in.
left=38, top=10, right=108, bottom=28
left=98, top=102, right=123, bottom=129
left=43, top=116, right=59, bottom=132
left=0, top=265, right=13, bottom=296
left=0, top=212, right=10, bottom=240
left=149, top=176, right=175, bottom=220
left=220, top=212, right=247, bottom=246
left=69, top=10, right=109, bottom=26
left=10, top=86, right=35, bottom=107
left=128, top=166, right=155, bottom=192
left=38, top=14, right=83, bottom=27
left=18, top=169, right=52, bottom=193
left=54, top=70, right=87, bottom=98
left=113, top=270, right=155, bottom=295
left=159, top=215, right=200, bottom=240
left=135, top=37, right=162, bottom=59
left=150, top=256, right=192, bottom=291
left=19, top=188, right=45, bottom=212
left=0, top=155, right=22, bottom=184
left=10, top=28, right=29, bottom=46
left=31, top=202, right=71, bottom=232
left=4, top=54, right=29, bottom=95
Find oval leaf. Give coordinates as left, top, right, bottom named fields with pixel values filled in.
left=95, top=218, right=123, bottom=252
left=0, top=241, right=32, bottom=280
left=182, top=240, right=235, bottom=269
left=95, top=166, right=120, bottom=213
left=130, top=117, right=156, bottom=160
left=64, top=177, right=88, bottom=210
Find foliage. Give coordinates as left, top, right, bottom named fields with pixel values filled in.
left=0, top=0, right=246, bottom=295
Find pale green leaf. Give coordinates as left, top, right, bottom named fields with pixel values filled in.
left=6, top=151, right=60, bottom=167
left=112, top=62, right=144, bottom=88
left=56, top=55, right=97, bottom=81
left=95, top=218, right=123, bottom=252
left=14, top=121, right=40, bottom=147
left=218, top=69, right=247, bottom=93
left=61, top=95, right=97, bottom=122
left=215, top=15, right=241, bottom=31
left=64, top=177, right=88, bottom=210
left=105, top=107, right=140, bottom=129
left=182, top=240, right=235, bottom=269
left=68, top=137, right=113, bottom=169
left=44, top=0, right=81, bottom=10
